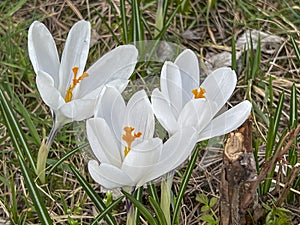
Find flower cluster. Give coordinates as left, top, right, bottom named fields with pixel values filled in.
left=29, top=20, right=251, bottom=189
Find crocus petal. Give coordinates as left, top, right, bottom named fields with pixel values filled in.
left=58, top=20, right=91, bottom=94
left=139, top=128, right=198, bottom=184
left=28, top=21, right=60, bottom=87
left=86, top=118, right=122, bottom=167
left=105, top=79, right=129, bottom=93
left=36, top=71, right=65, bottom=110
left=198, top=100, right=252, bottom=141
left=160, top=62, right=183, bottom=118
left=174, top=49, right=200, bottom=105
left=59, top=98, right=95, bottom=121
left=88, top=160, right=134, bottom=189
left=123, top=90, right=154, bottom=142
left=122, top=138, right=163, bottom=186
left=177, top=99, right=218, bottom=131
left=151, top=88, right=178, bottom=134
left=94, top=86, right=126, bottom=144
left=79, top=78, right=129, bottom=101
left=78, top=45, right=138, bottom=98
left=201, top=67, right=237, bottom=114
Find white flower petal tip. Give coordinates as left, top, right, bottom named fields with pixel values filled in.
left=88, top=160, right=134, bottom=189
left=28, top=20, right=137, bottom=127
left=209, top=67, right=237, bottom=86
left=28, top=21, right=60, bottom=85
left=174, top=49, right=199, bottom=67
left=197, top=100, right=252, bottom=142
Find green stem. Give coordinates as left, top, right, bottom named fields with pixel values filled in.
left=36, top=122, right=62, bottom=183
left=160, top=173, right=173, bottom=225
left=126, top=199, right=136, bottom=225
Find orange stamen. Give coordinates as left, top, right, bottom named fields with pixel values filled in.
left=191, top=86, right=206, bottom=99
left=64, top=67, right=89, bottom=103
left=122, top=126, right=142, bottom=157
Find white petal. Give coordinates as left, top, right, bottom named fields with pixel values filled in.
left=94, top=86, right=126, bottom=144
left=177, top=99, right=218, bottom=132
left=174, top=49, right=200, bottom=105
left=201, top=67, right=237, bottom=113
left=78, top=45, right=138, bottom=98
left=88, top=160, right=134, bottom=189
left=36, top=71, right=65, bottom=110
left=124, top=90, right=154, bottom=142
left=59, top=98, right=95, bottom=121
left=198, top=100, right=252, bottom=141
left=160, top=62, right=183, bottom=118
left=59, top=20, right=91, bottom=94
left=80, top=84, right=104, bottom=100
left=87, top=118, right=122, bottom=167
left=122, top=138, right=163, bottom=186
left=139, top=128, right=198, bottom=183
left=28, top=21, right=60, bottom=87
left=151, top=88, right=178, bottom=135
left=106, top=79, right=129, bottom=93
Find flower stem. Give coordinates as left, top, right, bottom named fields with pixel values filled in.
left=36, top=122, right=61, bottom=183
left=125, top=187, right=137, bottom=225
left=126, top=201, right=136, bottom=225
left=160, top=172, right=173, bottom=225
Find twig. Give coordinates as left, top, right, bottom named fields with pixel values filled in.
left=241, top=124, right=300, bottom=212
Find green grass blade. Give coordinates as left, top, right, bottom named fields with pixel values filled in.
left=272, top=92, right=285, bottom=156
left=231, top=36, right=237, bottom=71
left=69, top=165, right=116, bottom=225
left=252, top=101, right=269, bottom=126
left=16, top=154, right=53, bottom=225
left=288, top=84, right=298, bottom=167
left=0, top=86, right=36, bottom=171
left=4, top=0, right=27, bottom=18
left=291, top=36, right=300, bottom=66
left=0, top=87, right=53, bottom=224
left=147, top=182, right=159, bottom=203
left=268, top=76, right=274, bottom=109
left=91, top=196, right=124, bottom=225
left=154, top=3, right=181, bottom=40
left=265, top=92, right=284, bottom=159
left=265, top=118, right=274, bottom=160
left=172, top=145, right=200, bottom=225
left=130, top=0, right=144, bottom=43
left=12, top=88, right=41, bottom=145
left=154, top=0, right=164, bottom=37
left=149, top=196, right=168, bottom=225
left=134, top=187, right=143, bottom=225
left=289, top=84, right=298, bottom=129
left=120, top=0, right=128, bottom=43
left=122, top=190, right=158, bottom=225
left=47, top=143, right=88, bottom=176
left=263, top=92, right=284, bottom=194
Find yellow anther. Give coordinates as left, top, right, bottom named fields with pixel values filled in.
left=192, top=86, right=206, bottom=99
left=64, top=67, right=89, bottom=103
left=122, top=126, right=142, bottom=157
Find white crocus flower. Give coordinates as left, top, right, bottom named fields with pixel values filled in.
left=28, top=20, right=138, bottom=136
left=28, top=20, right=138, bottom=183
left=151, top=49, right=252, bottom=141
left=87, top=86, right=198, bottom=189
